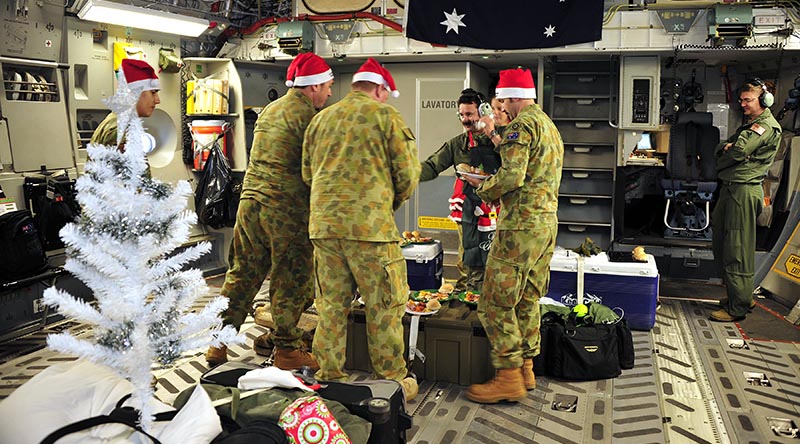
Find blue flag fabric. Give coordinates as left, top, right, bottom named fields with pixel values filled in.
left=405, top=0, right=604, bottom=50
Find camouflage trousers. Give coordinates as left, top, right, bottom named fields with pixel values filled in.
left=221, top=197, right=314, bottom=350
left=455, top=224, right=485, bottom=292
left=311, top=238, right=409, bottom=382
left=712, top=183, right=761, bottom=317
left=477, top=221, right=557, bottom=370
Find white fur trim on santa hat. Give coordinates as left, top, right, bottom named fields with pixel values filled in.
left=286, top=69, right=334, bottom=88
left=352, top=71, right=399, bottom=97
left=495, top=87, right=536, bottom=100
left=127, top=78, right=160, bottom=91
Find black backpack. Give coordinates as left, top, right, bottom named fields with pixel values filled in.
left=0, top=209, right=49, bottom=282
left=23, top=172, right=80, bottom=250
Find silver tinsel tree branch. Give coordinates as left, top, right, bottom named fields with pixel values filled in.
left=43, top=72, right=242, bottom=430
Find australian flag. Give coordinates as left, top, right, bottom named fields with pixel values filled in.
left=405, top=0, right=604, bottom=50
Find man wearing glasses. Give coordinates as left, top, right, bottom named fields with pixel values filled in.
left=709, top=79, right=781, bottom=322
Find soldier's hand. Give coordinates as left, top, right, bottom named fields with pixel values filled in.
left=462, top=175, right=483, bottom=188
left=478, top=116, right=495, bottom=137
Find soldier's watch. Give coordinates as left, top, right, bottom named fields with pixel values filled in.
left=490, top=129, right=499, bottom=138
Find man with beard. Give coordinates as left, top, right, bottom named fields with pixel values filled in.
left=419, top=88, right=504, bottom=292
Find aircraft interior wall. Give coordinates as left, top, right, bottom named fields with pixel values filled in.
left=1, top=2, right=799, bottom=300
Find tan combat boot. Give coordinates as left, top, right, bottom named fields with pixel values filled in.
left=273, top=347, right=320, bottom=371
left=205, top=345, right=228, bottom=366
left=466, top=367, right=527, bottom=404
left=400, top=377, right=419, bottom=402
left=522, top=359, right=536, bottom=390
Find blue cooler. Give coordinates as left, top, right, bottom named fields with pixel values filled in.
left=402, top=241, right=443, bottom=290
left=546, top=250, right=660, bottom=331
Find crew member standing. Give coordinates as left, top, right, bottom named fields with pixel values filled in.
left=710, top=79, right=781, bottom=322
left=419, top=89, right=503, bottom=292
left=206, top=53, right=334, bottom=370
left=91, top=58, right=161, bottom=160
left=302, top=58, right=421, bottom=401
left=463, top=68, right=563, bottom=403
left=490, top=95, right=511, bottom=127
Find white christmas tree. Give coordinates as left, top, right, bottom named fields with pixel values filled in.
left=43, top=72, right=242, bottom=430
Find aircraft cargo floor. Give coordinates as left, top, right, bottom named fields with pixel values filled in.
left=0, top=277, right=798, bottom=443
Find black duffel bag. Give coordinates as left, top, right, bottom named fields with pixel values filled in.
left=536, top=305, right=634, bottom=381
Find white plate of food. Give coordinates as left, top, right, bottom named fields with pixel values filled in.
left=406, top=299, right=441, bottom=316
left=457, top=171, right=492, bottom=180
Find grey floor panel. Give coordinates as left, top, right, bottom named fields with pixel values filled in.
left=611, top=331, right=665, bottom=444
left=2, top=294, right=799, bottom=443
left=657, top=300, right=730, bottom=444
left=682, top=299, right=800, bottom=443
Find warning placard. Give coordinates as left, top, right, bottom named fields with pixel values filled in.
left=783, top=254, right=800, bottom=281
left=418, top=216, right=457, bottom=231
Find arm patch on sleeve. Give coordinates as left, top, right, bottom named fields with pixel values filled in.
left=750, top=123, right=765, bottom=135
left=506, top=132, right=520, bottom=140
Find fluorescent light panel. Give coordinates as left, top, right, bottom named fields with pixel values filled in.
left=78, top=0, right=209, bottom=37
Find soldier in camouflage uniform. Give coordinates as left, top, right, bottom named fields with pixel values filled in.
left=91, top=59, right=160, bottom=177
left=462, top=68, right=563, bottom=404
left=419, top=88, right=504, bottom=292
left=710, top=79, right=781, bottom=322
left=301, top=58, right=421, bottom=401
left=205, top=53, right=334, bottom=370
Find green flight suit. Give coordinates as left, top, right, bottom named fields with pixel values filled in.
left=712, top=108, right=781, bottom=317
left=420, top=131, right=497, bottom=292
left=475, top=103, right=563, bottom=369
left=302, top=90, right=420, bottom=382
left=220, top=89, right=318, bottom=351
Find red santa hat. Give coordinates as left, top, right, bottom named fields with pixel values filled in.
left=495, top=68, right=536, bottom=100
left=352, top=58, right=399, bottom=98
left=121, top=59, right=160, bottom=92
left=285, top=53, right=334, bottom=88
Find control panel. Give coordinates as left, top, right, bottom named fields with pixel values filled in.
left=632, top=79, right=651, bottom=124
left=620, top=56, right=660, bottom=130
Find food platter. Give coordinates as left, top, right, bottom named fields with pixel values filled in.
left=457, top=290, right=481, bottom=305
left=405, top=299, right=440, bottom=315
left=405, top=306, right=439, bottom=316
left=410, top=289, right=452, bottom=302
left=400, top=238, right=435, bottom=247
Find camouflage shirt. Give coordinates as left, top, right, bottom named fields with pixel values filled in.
left=302, top=90, right=420, bottom=241
left=420, top=131, right=494, bottom=181
left=476, top=103, right=563, bottom=230
left=242, top=88, right=317, bottom=204
left=90, top=112, right=121, bottom=147
left=716, top=107, right=782, bottom=184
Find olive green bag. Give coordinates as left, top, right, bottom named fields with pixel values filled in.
left=158, top=48, right=183, bottom=73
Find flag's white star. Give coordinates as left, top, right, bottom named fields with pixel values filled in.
left=440, top=8, right=466, bottom=34
left=544, top=25, right=556, bottom=37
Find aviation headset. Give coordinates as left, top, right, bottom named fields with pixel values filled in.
left=747, top=78, right=775, bottom=108
left=456, top=88, right=488, bottom=120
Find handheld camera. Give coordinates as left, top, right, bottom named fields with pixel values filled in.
left=473, top=102, right=494, bottom=130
